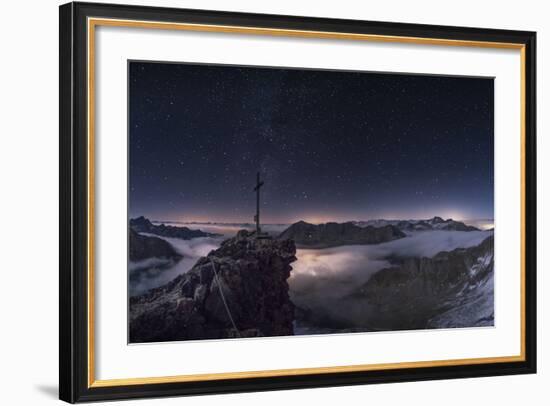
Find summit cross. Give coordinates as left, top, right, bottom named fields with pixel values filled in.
left=253, top=172, right=264, bottom=235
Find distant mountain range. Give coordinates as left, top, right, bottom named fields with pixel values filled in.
left=278, top=221, right=405, bottom=248
left=130, top=215, right=482, bottom=251
left=141, top=217, right=484, bottom=233
left=353, top=216, right=481, bottom=232
left=150, top=220, right=289, bottom=227
left=130, top=216, right=220, bottom=240
left=276, top=217, right=484, bottom=248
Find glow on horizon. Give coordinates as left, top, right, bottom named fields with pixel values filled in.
left=139, top=207, right=493, bottom=225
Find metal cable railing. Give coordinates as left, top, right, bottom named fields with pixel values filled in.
left=209, top=258, right=241, bottom=338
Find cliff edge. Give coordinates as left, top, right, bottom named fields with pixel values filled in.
left=129, top=230, right=297, bottom=342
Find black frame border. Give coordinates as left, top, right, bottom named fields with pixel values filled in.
left=59, top=2, right=536, bottom=403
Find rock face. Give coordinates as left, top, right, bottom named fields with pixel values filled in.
left=129, top=229, right=182, bottom=262
left=130, top=216, right=219, bottom=240
left=278, top=221, right=405, bottom=248
left=353, top=235, right=494, bottom=330
left=129, top=230, right=297, bottom=343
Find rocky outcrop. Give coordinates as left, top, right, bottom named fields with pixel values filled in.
left=352, top=235, right=494, bottom=330
left=129, top=229, right=182, bottom=262
left=130, top=216, right=220, bottom=240
left=129, top=230, right=297, bottom=343
left=278, top=221, right=405, bottom=248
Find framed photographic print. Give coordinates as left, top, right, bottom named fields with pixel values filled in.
left=59, top=2, right=537, bottom=403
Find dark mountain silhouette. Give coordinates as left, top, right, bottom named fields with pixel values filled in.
left=130, top=216, right=220, bottom=239
left=278, top=221, right=405, bottom=248
left=129, top=229, right=182, bottom=262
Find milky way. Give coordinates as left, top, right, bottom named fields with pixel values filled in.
left=129, top=61, right=494, bottom=223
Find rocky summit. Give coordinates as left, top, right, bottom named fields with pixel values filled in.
left=278, top=220, right=405, bottom=248
left=129, top=230, right=297, bottom=342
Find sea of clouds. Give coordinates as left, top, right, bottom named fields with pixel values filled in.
left=129, top=224, right=288, bottom=295
left=129, top=223, right=493, bottom=332
left=289, top=230, right=493, bottom=332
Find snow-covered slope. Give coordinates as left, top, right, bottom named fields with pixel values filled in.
left=427, top=248, right=494, bottom=328
left=352, top=235, right=494, bottom=330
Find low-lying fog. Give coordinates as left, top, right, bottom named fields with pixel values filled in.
left=129, top=223, right=288, bottom=295
left=129, top=234, right=224, bottom=295
left=290, top=230, right=492, bottom=333
left=129, top=222, right=493, bottom=332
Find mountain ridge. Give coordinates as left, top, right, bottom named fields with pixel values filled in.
left=353, top=216, right=481, bottom=232
left=278, top=220, right=405, bottom=248
left=129, top=228, right=182, bottom=262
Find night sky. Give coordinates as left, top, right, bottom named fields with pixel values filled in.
left=129, top=61, right=494, bottom=224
